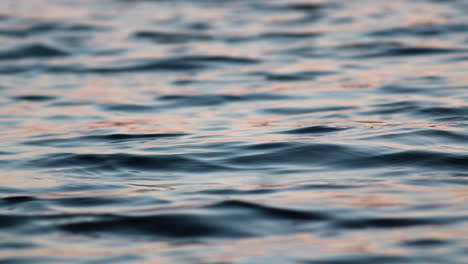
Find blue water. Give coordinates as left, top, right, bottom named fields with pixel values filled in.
left=1, top=0, right=468, bottom=263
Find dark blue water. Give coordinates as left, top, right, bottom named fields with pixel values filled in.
left=1, top=0, right=468, bottom=263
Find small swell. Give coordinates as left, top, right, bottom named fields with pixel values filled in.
left=345, top=150, right=468, bottom=170
left=83, top=56, right=259, bottom=74
left=0, top=242, right=37, bottom=250
left=302, top=255, right=409, bottom=264
left=268, top=2, right=329, bottom=13
left=197, top=188, right=276, bottom=195
left=23, top=133, right=187, bottom=146
left=51, top=196, right=162, bottom=208
left=417, top=106, right=468, bottom=117
left=60, top=213, right=250, bottom=239
left=0, top=22, right=58, bottom=38
left=13, top=95, right=58, bottom=101
left=0, top=54, right=260, bottom=74
left=227, top=144, right=468, bottom=171
left=0, top=65, right=37, bottom=74
left=206, top=200, right=330, bottom=221
left=157, top=93, right=287, bottom=107
left=358, top=46, right=463, bottom=58
left=133, top=30, right=212, bottom=43
left=100, top=103, right=155, bottom=112
left=176, top=55, right=260, bottom=64
left=0, top=44, right=69, bottom=60
left=226, top=143, right=359, bottom=166
left=0, top=22, right=104, bottom=38
left=2, top=196, right=37, bottom=204
left=259, top=31, right=322, bottom=40
left=379, top=85, right=426, bottom=94
left=282, top=125, right=348, bottom=134
left=59, top=200, right=331, bottom=239
left=365, top=129, right=468, bottom=144
left=85, top=60, right=203, bottom=73
left=402, top=238, right=451, bottom=247
left=0, top=215, right=29, bottom=229
left=368, top=100, right=420, bottom=114
left=297, top=183, right=360, bottom=190
left=255, top=70, right=334, bottom=82
left=418, top=129, right=468, bottom=141
left=242, top=142, right=293, bottom=151
left=29, top=153, right=229, bottom=172
left=2, top=195, right=155, bottom=209
left=369, top=23, right=468, bottom=37
left=334, top=216, right=463, bottom=229
left=85, top=133, right=187, bottom=141
left=158, top=94, right=244, bottom=107
left=263, top=106, right=355, bottom=115
left=338, top=41, right=465, bottom=58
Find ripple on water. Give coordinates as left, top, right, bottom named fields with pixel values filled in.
left=23, top=133, right=188, bottom=147
left=132, top=30, right=213, bottom=44
left=28, top=153, right=231, bottom=173
left=281, top=125, right=348, bottom=134
left=0, top=21, right=104, bottom=38
left=13, top=95, right=58, bottom=101
left=369, top=23, right=468, bottom=37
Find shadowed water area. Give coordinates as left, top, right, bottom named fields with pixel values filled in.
left=1, top=0, right=467, bottom=263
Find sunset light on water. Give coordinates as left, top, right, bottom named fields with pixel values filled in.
left=0, top=0, right=467, bottom=263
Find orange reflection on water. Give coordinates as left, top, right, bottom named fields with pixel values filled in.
left=182, top=231, right=409, bottom=263
left=0, top=170, right=59, bottom=190
left=0, top=225, right=464, bottom=263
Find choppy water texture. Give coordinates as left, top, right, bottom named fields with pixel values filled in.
left=1, top=0, right=468, bottom=263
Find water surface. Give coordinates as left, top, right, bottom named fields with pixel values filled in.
left=0, top=0, right=467, bottom=263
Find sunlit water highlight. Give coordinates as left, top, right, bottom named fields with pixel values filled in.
left=0, top=0, right=467, bottom=263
